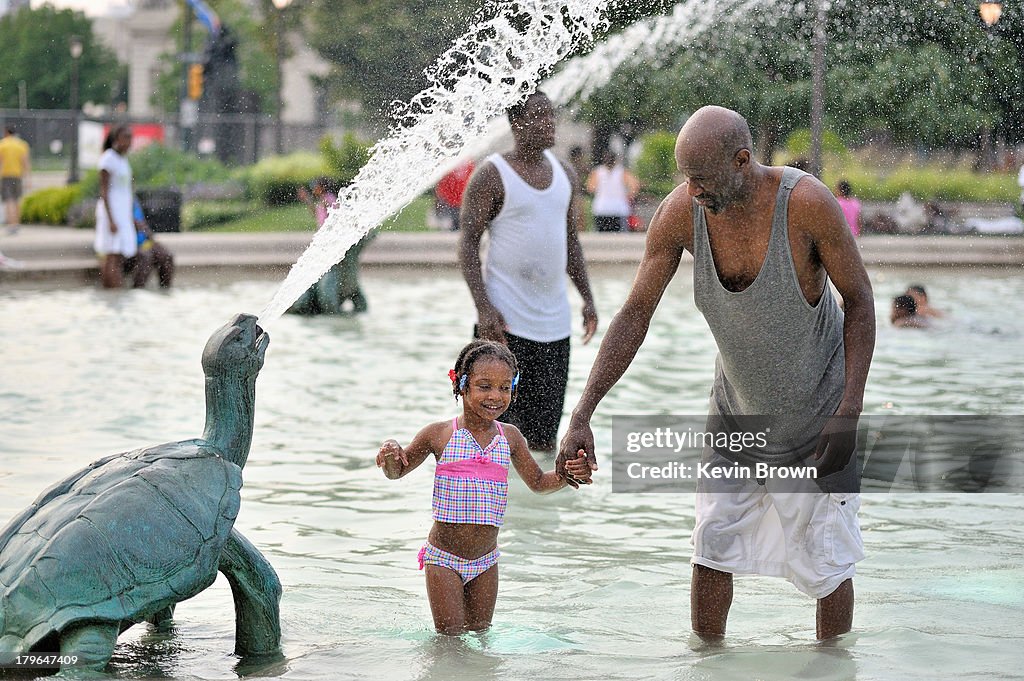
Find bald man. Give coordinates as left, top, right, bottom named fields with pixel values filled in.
left=558, top=106, right=875, bottom=640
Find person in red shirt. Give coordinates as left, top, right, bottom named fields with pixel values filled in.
left=435, top=159, right=475, bottom=231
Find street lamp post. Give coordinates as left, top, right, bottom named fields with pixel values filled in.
left=809, top=0, right=827, bottom=180
left=68, top=35, right=83, bottom=185
left=272, top=0, right=293, bottom=155
left=977, top=2, right=1003, bottom=170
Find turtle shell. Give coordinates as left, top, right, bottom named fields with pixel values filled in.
left=0, top=442, right=241, bottom=654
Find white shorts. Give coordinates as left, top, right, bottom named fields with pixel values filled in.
left=690, top=450, right=864, bottom=599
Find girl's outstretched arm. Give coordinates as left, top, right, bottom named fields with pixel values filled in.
left=506, top=424, right=592, bottom=493
left=377, top=421, right=447, bottom=479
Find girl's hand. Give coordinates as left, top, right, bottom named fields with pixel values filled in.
left=563, top=449, right=593, bottom=485
left=377, top=439, right=408, bottom=468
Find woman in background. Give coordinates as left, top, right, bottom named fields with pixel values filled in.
left=94, top=125, right=136, bottom=288
left=586, top=150, right=639, bottom=232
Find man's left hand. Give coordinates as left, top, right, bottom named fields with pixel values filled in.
left=813, top=408, right=860, bottom=478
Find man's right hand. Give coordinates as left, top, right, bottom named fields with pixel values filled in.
left=557, top=414, right=598, bottom=488
left=477, top=304, right=507, bottom=343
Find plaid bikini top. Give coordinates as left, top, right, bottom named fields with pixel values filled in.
left=432, top=418, right=511, bottom=526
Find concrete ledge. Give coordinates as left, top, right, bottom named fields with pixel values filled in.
left=1, top=227, right=1022, bottom=284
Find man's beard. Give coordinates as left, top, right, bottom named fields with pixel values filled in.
left=698, top=194, right=722, bottom=214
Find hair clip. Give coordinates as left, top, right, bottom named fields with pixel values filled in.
left=459, top=374, right=468, bottom=391
left=511, top=372, right=520, bottom=390
left=448, top=369, right=457, bottom=383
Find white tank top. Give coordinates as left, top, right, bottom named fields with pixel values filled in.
left=590, top=165, right=631, bottom=217
left=483, top=150, right=572, bottom=342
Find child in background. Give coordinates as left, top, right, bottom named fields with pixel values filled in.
left=376, top=340, right=592, bottom=634
left=835, top=179, right=862, bottom=237
left=127, top=197, right=175, bottom=288
left=297, top=176, right=338, bottom=228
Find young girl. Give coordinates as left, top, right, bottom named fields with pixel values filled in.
left=376, top=339, right=592, bottom=635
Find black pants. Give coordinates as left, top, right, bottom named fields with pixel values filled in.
left=594, top=215, right=625, bottom=232
left=474, top=329, right=570, bottom=451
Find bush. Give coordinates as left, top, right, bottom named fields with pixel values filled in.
left=130, top=143, right=233, bottom=189
left=21, top=185, right=83, bottom=225
left=76, top=144, right=233, bottom=198
left=785, top=128, right=849, bottom=160
left=320, top=133, right=371, bottom=186
left=823, top=165, right=1018, bottom=202
left=182, top=200, right=260, bottom=231
left=634, top=131, right=679, bottom=198
left=240, top=151, right=332, bottom=206
left=67, top=198, right=96, bottom=230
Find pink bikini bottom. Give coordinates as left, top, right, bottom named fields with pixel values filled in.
left=417, top=542, right=500, bottom=584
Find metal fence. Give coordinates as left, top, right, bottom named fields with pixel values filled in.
left=0, top=108, right=330, bottom=169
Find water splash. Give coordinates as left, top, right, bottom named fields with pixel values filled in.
left=453, top=0, right=742, bottom=167
left=260, top=0, right=612, bottom=320
left=260, top=0, right=752, bottom=321
left=544, top=0, right=738, bottom=105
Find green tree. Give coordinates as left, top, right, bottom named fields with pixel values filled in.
left=579, top=0, right=1024, bottom=158
left=305, top=0, right=484, bottom=124
left=303, top=0, right=677, bottom=129
left=320, top=133, right=370, bottom=185
left=0, top=6, right=121, bottom=109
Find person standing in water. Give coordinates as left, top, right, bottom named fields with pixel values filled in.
left=559, top=105, right=875, bottom=641
left=459, top=90, right=598, bottom=453
left=834, top=179, right=862, bottom=237
left=376, top=340, right=592, bottom=634
left=94, top=125, right=137, bottom=289
left=905, top=284, right=944, bottom=319
left=586, top=149, right=640, bottom=232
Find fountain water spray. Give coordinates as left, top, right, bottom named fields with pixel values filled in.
left=260, top=0, right=749, bottom=321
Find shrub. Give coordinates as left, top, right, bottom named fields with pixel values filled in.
left=130, top=143, right=233, bottom=189
left=320, top=133, right=371, bottom=186
left=634, top=131, right=679, bottom=198
left=240, top=151, right=331, bottom=206
left=784, top=128, right=849, bottom=160
left=21, top=185, right=83, bottom=225
left=823, top=165, right=1018, bottom=202
left=74, top=145, right=233, bottom=201
left=182, top=200, right=260, bottom=231
left=66, top=198, right=96, bottom=230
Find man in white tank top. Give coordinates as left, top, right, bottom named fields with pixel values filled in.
left=459, top=91, right=598, bottom=453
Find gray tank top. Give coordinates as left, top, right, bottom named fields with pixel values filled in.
left=692, top=167, right=844, bottom=462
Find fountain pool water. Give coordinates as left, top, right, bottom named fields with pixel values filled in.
left=2, top=264, right=1022, bottom=680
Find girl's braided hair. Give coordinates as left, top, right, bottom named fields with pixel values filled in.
left=451, top=340, right=519, bottom=401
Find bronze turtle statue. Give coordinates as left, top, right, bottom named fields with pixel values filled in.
left=286, top=231, right=376, bottom=315
left=0, top=313, right=279, bottom=673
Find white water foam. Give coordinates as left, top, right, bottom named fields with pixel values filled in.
left=260, top=0, right=612, bottom=320
left=260, top=0, right=750, bottom=321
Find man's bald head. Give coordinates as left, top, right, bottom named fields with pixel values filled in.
left=674, top=106, right=756, bottom=214
left=675, top=106, right=753, bottom=167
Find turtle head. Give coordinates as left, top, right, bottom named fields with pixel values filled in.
left=202, top=313, right=270, bottom=379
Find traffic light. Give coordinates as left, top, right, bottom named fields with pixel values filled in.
left=187, top=63, right=204, bottom=100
